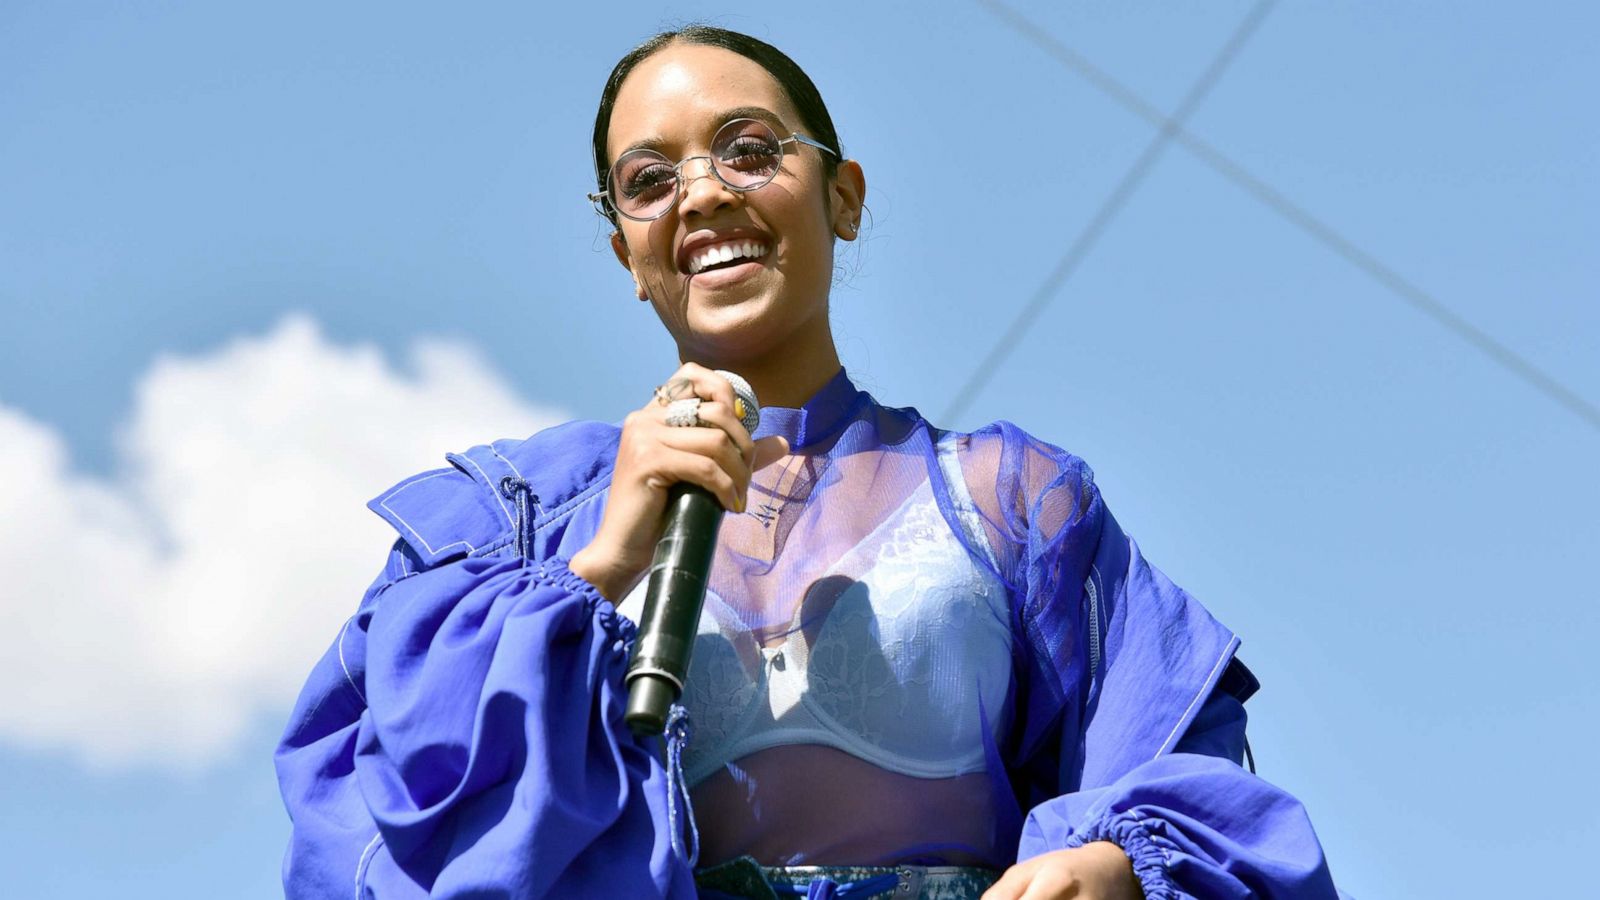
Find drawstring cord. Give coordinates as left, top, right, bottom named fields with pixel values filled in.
left=498, top=477, right=713, bottom=876
left=496, top=476, right=715, bottom=875
left=497, top=476, right=539, bottom=560
left=665, top=704, right=700, bottom=867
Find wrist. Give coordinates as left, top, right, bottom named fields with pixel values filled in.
left=1070, top=816, right=1168, bottom=900
left=568, top=543, right=636, bottom=602
left=1084, top=840, right=1139, bottom=887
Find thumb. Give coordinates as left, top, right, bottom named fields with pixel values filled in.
left=752, top=436, right=790, bottom=470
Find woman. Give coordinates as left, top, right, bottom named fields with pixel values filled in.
left=277, top=26, right=1339, bottom=899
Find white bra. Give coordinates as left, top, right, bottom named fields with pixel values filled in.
left=618, top=470, right=1013, bottom=787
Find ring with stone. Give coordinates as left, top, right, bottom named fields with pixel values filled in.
left=664, top=397, right=703, bottom=428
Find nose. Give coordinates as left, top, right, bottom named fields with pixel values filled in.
left=675, top=156, right=740, bottom=219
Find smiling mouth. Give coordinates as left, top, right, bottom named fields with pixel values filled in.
left=686, top=239, right=770, bottom=275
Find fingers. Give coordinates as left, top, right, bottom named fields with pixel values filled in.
left=1016, top=869, right=1076, bottom=900
left=656, top=424, right=749, bottom=510
left=643, top=445, right=744, bottom=512
left=650, top=430, right=788, bottom=513
left=981, top=856, right=1047, bottom=900
left=627, top=363, right=786, bottom=513
left=582, top=366, right=772, bottom=597
left=690, top=400, right=756, bottom=467
left=753, top=435, right=789, bottom=470
left=653, top=362, right=740, bottom=415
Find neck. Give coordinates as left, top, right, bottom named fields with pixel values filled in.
left=680, top=322, right=842, bottom=411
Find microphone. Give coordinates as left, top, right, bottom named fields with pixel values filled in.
left=625, top=370, right=761, bottom=736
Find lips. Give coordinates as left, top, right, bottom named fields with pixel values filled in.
left=686, top=239, right=769, bottom=275
left=677, top=229, right=772, bottom=275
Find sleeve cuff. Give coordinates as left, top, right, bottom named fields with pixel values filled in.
left=1065, top=809, right=1181, bottom=900
left=540, top=555, right=636, bottom=648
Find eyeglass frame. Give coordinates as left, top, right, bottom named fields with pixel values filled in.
left=588, top=117, right=840, bottom=222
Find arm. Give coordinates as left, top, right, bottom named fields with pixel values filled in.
left=987, top=437, right=1337, bottom=898
left=275, top=546, right=694, bottom=898
left=274, top=551, right=398, bottom=899
left=276, top=364, right=784, bottom=897
left=1012, top=690, right=1337, bottom=900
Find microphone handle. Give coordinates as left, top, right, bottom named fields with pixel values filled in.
left=624, top=483, right=724, bottom=736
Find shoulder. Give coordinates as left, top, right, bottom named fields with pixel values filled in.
left=367, top=419, right=620, bottom=569
left=932, top=418, right=1101, bottom=541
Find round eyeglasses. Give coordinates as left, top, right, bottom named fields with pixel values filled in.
left=589, top=118, right=839, bottom=222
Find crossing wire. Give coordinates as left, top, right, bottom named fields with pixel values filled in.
left=955, top=0, right=1600, bottom=432
left=946, top=0, right=1276, bottom=420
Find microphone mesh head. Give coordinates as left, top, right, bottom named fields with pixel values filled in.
left=714, top=370, right=761, bottom=434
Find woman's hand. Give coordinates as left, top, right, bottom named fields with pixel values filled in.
left=569, top=362, right=789, bottom=601
left=982, top=842, right=1143, bottom=900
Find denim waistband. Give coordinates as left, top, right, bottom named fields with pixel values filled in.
left=695, top=856, right=1002, bottom=900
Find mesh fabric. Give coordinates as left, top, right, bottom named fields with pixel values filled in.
left=619, top=370, right=1098, bottom=869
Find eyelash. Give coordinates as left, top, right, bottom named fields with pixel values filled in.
left=721, top=137, right=779, bottom=162
left=622, top=164, right=674, bottom=198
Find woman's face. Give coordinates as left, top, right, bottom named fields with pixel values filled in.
left=605, top=43, right=863, bottom=368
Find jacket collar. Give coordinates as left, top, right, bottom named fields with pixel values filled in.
left=751, top=367, right=865, bottom=450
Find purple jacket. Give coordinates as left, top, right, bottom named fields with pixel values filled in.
left=276, top=378, right=1339, bottom=898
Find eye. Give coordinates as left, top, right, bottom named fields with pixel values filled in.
left=714, top=121, right=783, bottom=176
left=616, top=157, right=676, bottom=201
left=720, top=137, right=781, bottom=173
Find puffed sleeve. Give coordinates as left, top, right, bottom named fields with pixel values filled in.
left=1019, top=751, right=1337, bottom=900
left=274, top=448, right=694, bottom=898
left=275, top=547, right=400, bottom=897
left=998, top=434, right=1339, bottom=898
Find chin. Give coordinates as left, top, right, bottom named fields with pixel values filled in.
left=686, top=286, right=773, bottom=331
left=680, top=307, right=791, bottom=365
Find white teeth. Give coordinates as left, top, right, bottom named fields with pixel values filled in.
left=687, top=239, right=767, bottom=274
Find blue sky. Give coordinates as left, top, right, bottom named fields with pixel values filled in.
left=1, top=2, right=1596, bottom=897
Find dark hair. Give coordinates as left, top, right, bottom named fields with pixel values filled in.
left=591, top=25, right=843, bottom=223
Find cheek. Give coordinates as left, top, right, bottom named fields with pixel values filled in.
left=646, top=225, right=682, bottom=273
left=763, top=192, right=830, bottom=261
left=624, top=232, right=681, bottom=299
left=621, top=228, right=672, bottom=278
left=783, top=201, right=835, bottom=273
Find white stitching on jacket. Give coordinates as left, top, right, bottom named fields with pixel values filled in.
left=492, top=444, right=525, bottom=480
left=354, top=832, right=382, bottom=899
left=378, top=471, right=476, bottom=558
left=456, top=453, right=515, bottom=526
left=1154, top=634, right=1240, bottom=758
left=337, top=616, right=366, bottom=704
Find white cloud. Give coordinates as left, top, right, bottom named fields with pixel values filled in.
left=0, top=315, right=567, bottom=769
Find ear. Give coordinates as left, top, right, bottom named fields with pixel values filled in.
left=610, top=230, right=649, bottom=301
left=829, top=159, right=867, bottom=240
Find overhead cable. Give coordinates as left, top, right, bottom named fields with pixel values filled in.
left=962, top=0, right=1600, bottom=432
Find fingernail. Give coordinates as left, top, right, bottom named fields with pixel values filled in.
left=735, top=495, right=746, bottom=514
left=733, top=398, right=747, bottom=421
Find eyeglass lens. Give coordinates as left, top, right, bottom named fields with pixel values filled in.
left=608, top=119, right=786, bottom=220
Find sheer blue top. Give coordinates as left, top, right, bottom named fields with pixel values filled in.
left=275, top=369, right=1340, bottom=898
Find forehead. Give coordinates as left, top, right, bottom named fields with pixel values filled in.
left=607, top=43, right=801, bottom=155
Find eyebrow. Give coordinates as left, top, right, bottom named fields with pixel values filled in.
left=617, top=106, right=790, bottom=158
